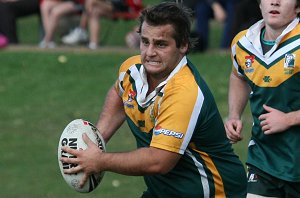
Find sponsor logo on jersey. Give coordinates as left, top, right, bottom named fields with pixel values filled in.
left=244, top=55, right=255, bottom=73
left=153, top=125, right=184, bottom=139
left=284, top=53, right=295, bottom=74
left=124, top=89, right=136, bottom=108
left=247, top=173, right=258, bottom=183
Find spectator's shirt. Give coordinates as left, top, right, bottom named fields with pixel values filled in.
left=116, top=55, right=247, bottom=197
left=231, top=18, right=300, bottom=182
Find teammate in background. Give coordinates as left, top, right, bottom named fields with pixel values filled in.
left=61, top=2, right=247, bottom=197
left=225, top=0, right=300, bottom=197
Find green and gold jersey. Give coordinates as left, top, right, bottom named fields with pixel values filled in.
left=232, top=18, right=300, bottom=182
left=116, top=55, right=246, bottom=197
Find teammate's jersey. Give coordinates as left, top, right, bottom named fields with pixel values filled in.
left=231, top=18, right=300, bottom=182
left=116, top=55, right=246, bottom=197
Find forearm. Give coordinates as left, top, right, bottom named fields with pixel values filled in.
left=286, top=110, right=300, bottom=127
left=96, top=85, right=126, bottom=142
left=99, top=147, right=180, bottom=175
left=228, top=72, right=250, bottom=119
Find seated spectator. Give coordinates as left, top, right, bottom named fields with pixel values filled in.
left=0, top=0, right=40, bottom=44
left=61, top=11, right=89, bottom=45
left=62, top=0, right=142, bottom=49
left=184, top=0, right=238, bottom=52
left=39, top=0, right=84, bottom=48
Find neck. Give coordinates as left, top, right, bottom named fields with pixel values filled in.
left=263, top=27, right=281, bottom=41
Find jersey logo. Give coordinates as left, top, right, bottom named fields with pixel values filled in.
left=244, top=55, right=255, bottom=73
left=124, top=89, right=136, bottom=109
left=153, top=126, right=184, bottom=139
left=248, top=173, right=258, bottom=183
left=284, top=53, right=295, bottom=75
left=263, top=76, right=272, bottom=83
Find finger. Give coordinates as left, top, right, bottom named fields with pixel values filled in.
left=226, top=132, right=242, bottom=143
left=264, top=130, right=271, bottom=135
left=62, top=146, right=79, bottom=156
left=261, top=124, right=270, bottom=132
left=260, top=120, right=267, bottom=127
left=60, top=155, right=79, bottom=164
left=263, top=104, right=273, bottom=112
left=82, top=133, right=95, bottom=147
left=80, top=173, right=89, bottom=188
left=258, top=114, right=266, bottom=121
left=230, top=140, right=238, bottom=144
left=63, top=164, right=82, bottom=174
left=234, top=122, right=242, bottom=134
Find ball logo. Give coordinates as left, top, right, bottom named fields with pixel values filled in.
left=60, top=138, right=78, bottom=170
left=71, top=179, right=80, bottom=188
left=66, top=124, right=79, bottom=134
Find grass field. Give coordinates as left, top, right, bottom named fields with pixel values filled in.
left=0, top=50, right=252, bottom=198
left=1, top=7, right=252, bottom=197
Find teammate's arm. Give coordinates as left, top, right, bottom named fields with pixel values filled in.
left=96, top=84, right=126, bottom=143
left=225, top=71, right=251, bottom=143
left=259, top=104, right=300, bottom=135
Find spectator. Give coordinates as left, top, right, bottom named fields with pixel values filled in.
left=184, top=0, right=238, bottom=52
left=0, top=0, right=40, bottom=44
left=62, top=0, right=142, bottom=49
left=39, top=0, right=84, bottom=48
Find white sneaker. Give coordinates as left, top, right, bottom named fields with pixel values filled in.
left=88, top=42, right=98, bottom=50
left=39, top=40, right=56, bottom=49
left=62, top=27, right=88, bottom=45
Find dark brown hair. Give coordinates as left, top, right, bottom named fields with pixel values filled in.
left=137, top=2, right=196, bottom=52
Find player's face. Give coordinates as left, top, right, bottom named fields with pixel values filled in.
left=140, top=21, right=187, bottom=81
left=260, top=0, right=300, bottom=30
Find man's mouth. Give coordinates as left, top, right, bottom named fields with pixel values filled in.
left=146, top=60, right=161, bottom=65
left=269, top=10, right=280, bottom=14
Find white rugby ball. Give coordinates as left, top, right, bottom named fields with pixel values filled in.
left=58, top=119, right=106, bottom=193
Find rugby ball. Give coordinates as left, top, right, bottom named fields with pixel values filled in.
left=58, top=119, right=106, bottom=193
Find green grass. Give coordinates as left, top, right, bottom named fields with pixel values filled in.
left=0, top=50, right=252, bottom=198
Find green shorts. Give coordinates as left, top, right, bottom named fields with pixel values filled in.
left=247, top=166, right=300, bottom=198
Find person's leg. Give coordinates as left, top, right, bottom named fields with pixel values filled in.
left=40, top=0, right=60, bottom=43
left=79, top=12, right=88, bottom=30
left=87, top=0, right=112, bottom=48
left=194, top=1, right=212, bottom=51
left=219, top=0, right=237, bottom=49
left=44, top=1, right=78, bottom=43
left=88, top=14, right=100, bottom=48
